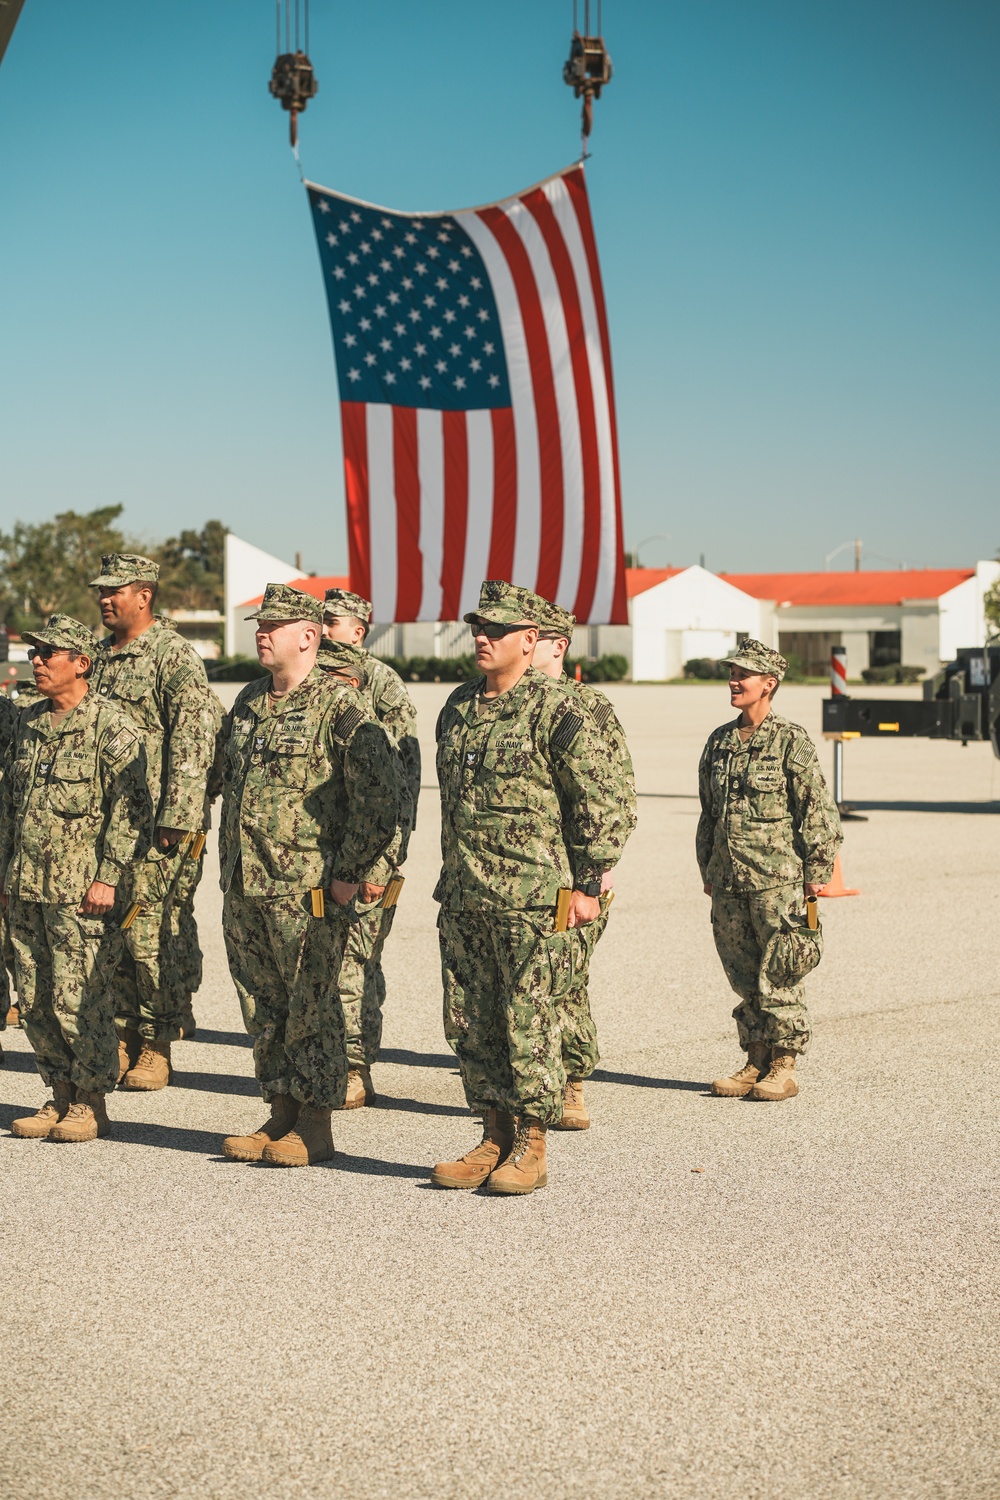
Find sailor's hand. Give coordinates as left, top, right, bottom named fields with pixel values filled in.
left=79, top=881, right=116, bottom=916
left=156, top=826, right=185, bottom=851
left=329, top=879, right=360, bottom=907
left=358, top=882, right=386, bottom=904
left=566, top=891, right=601, bottom=928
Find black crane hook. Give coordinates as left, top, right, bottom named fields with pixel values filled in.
left=269, top=1, right=318, bottom=148
left=563, top=2, right=613, bottom=142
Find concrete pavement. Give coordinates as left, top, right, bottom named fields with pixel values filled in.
left=1, top=683, right=996, bottom=1500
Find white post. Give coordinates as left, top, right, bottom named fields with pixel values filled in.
left=831, top=645, right=847, bottom=808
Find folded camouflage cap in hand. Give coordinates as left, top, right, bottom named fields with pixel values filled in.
left=245, top=583, right=323, bottom=624
left=89, top=552, right=160, bottom=588
left=23, top=614, right=98, bottom=656
left=534, top=598, right=576, bottom=641
left=317, top=638, right=369, bottom=687
left=723, top=639, right=788, bottom=681
left=323, top=587, right=372, bottom=624
left=463, top=580, right=546, bottom=627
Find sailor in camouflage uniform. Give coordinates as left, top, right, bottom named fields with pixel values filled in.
left=88, top=553, right=221, bottom=1090
left=0, top=690, right=19, bottom=1061
left=697, top=640, right=842, bottom=1100
left=321, top=588, right=419, bottom=1107
left=432, top=582, right=632, bottom=1196
left=531, top=599, right=637, bottom=1129
left=0, top=616, right=152, bottom=1142
left=216, top=586, right=399, bottom=1168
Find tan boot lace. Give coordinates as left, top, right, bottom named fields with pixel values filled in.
left=508, top=1120, right=532, bottom=1164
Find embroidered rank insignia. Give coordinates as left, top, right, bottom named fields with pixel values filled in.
left=551, top=711, right=584, bottom=750
left=334, top=703, right=365, bottom=739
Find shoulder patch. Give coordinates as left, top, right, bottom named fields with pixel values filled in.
left=551, top=711, right=585, bottom=751
left=790, top=738, right=816, bottom=768
left=104, top=726, right=138, bottom=762
left=592, top=699, right=613, bottom=731
left=334, top=703, right=365, bottom=740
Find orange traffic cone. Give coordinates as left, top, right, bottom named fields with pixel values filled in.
left=817, top=855, right=859, bottom=898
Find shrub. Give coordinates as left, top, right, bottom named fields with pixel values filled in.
left=683, top=657, right=728, bottom=680
left=206, top=655, right=264, bottom=682
left=861, top=664, right=926, bottom=684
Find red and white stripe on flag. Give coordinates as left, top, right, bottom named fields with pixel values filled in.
left=310, top=165, right=627, bottom=624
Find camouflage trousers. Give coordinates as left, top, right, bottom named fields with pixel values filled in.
left=8, top=897, right=123, bottom=1093
left=223, top=881, right=350, bottom=1109
left=113, top=841, right=207, bottom=1041
left=710, top=883, right=811, bottom=1054
left=439, top=909, right=575, bottom=1127
left=339, top=903, right=396, bottom=1070
left=0, top=905, right=13, bottom=1027
left=558, top=897, right=612, bottom=1081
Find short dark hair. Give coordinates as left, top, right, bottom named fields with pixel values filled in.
left=130, top=579, right=158, bottom=608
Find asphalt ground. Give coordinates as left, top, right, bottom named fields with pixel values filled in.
left=1, top=682, right=997, bottom=1500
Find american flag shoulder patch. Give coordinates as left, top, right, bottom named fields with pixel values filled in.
left=334, top=703, right=365, bottom=740
left=591, top=699, right=613, bottom=731
left=551, top=711, right=585, bottom=751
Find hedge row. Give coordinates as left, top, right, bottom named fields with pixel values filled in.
left=206, top=652, right=631, bottom=685
left=860, top=664, right=925, bottom=684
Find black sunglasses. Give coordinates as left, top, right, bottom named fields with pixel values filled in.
left=27, top=646, right=63, bottom=661
left=468, top=619, right=532, bottom=640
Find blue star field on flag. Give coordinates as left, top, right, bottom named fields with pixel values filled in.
left=308, top=188, right=512, bottom=411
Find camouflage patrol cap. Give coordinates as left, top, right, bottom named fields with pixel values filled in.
left=534, top=598, right=576, bottom=642
left=463, top=580, right=544, bottom=628
left=317, top=638, right=369, bottom=687
left=22, top=613, right=97, bottom=657
left=763, top=911, right=824, bottom=989
left=89, top=552, right=160, bottom=588
left=323, top=587, right=372, bottom=624
left=723, top=639, right=788, bottom=681
left=245, top=583, right=323, bottom=624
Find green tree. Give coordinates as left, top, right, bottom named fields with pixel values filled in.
left=152, top=521, right=227, bottom=612
left=0, top=505, right=131, bottom=632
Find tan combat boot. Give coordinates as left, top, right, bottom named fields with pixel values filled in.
left=750, top=1049, right=799, bottom=1101
left=711, top=1042, right=772, bottom=1097
left=50, top=1089, right=111, bottom=1143
left=178, top=996, right=197, bottom=1039
left=222, top=1095, right=300, bottom=1162
left=487, top=1118, right=548, bottom=1195
left=261, top=1105, right=335, bottom=1167
left=11, top=1080, right=73, bottom=1139
left=431, top=1108, right=516, bottom=1189
left=340, top=1066, right=375, bottom=1110
left=6, top=1003, right=20, bottom=1027
left=551, top=1078, right=590, bottom=1131
left=121, top=1038, right=171, bottom=1091
left=117, top=1027, right=141, bottom=1083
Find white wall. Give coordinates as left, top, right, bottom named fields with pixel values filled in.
left=224, top=534, right=300, bottom=656
left=939, top=562, right=1000, bottom=659
left=630, top=567, right=762, bottom=681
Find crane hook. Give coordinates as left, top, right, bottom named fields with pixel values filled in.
left=563, top=27, right=613, bottom=141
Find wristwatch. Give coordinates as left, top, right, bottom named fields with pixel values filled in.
left=577, top=878, right=603, bottom=898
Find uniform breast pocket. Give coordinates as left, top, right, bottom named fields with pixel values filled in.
left=270, top=737, right=310, bottom=789
left=476, top=749, right=543, bottom=812
left=746, top=772, right=789, bottom=822
left=50, top=753, right=97, bottom=817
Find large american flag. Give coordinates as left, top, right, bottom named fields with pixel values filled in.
left=306, top=164, right=627, bottom=624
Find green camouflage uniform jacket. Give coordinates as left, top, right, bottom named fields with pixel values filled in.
left=569, top=681, right=637, bottom=837
left=0, top=693, right=152, bottom=902
left=0, top=693, right=18, bottom=769
left=216, top=669, right=400, bottom=899
left=361, top=653, right=420, bottom=859
left=434, top=666, right=631, bottom=912
left=89, top=617, right=221, bottom=832
left=696, top=712, right=842, bottom=892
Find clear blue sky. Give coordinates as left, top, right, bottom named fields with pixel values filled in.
left=1, top=0, right=996, bottom=577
